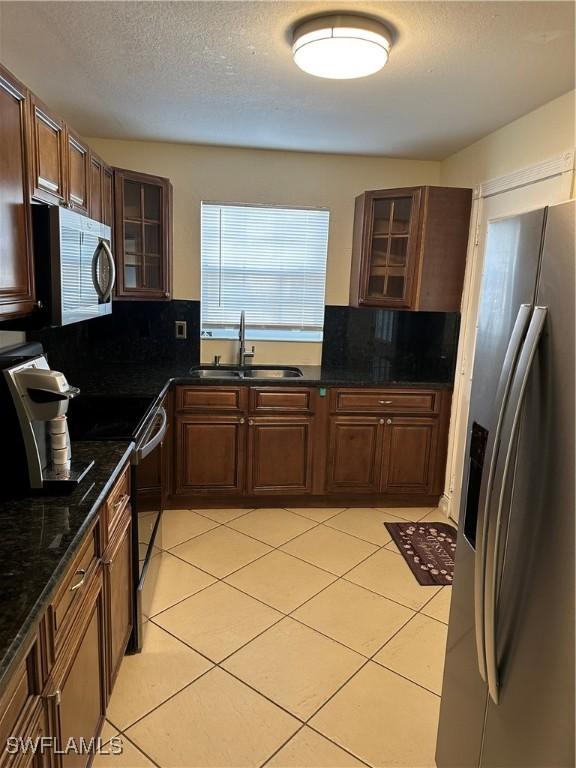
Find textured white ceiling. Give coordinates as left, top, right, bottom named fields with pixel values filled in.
left=0, top=1, right=573, bottom=158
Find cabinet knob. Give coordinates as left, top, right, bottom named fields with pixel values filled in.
left=248, top=419, right=254, bottom=426
left=379, top=400, right=393, bottom=405
left=240, top=418, right=245, bottom=424
left=379, top=418, right=384, bottom=424
left=45, top=689, right=61, bottom=706
left=386, top=419, right=392, bottom=425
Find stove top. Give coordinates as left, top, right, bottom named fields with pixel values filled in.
left=67, top=395, right=155, bottom=441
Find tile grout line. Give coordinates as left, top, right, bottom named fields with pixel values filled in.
left=116, top=507, right=450, bottom=765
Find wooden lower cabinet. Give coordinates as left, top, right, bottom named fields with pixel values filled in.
left=247, top=416, right=313, bottom=494
left=103, top=511, right=132, bottom=696
left=50, top=569, right=106, bottom=768
left=381, top=416, right=439, bottom=494
left=326, top=417, right=383, bottom=493
left=172, top=385, right=451, bottom=502
left=175, top=414, right=246, bottom=494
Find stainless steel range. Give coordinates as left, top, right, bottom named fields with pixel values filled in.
left=67, top=393, right=168, bottom=652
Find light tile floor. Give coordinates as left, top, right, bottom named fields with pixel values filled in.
left=102, top=506, right=455, bottom=768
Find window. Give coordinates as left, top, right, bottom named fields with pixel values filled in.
left=201, top=202, right=329, bottom=341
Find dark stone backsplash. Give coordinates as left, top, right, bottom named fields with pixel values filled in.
left=28, top=300, right=200, bottom=370
left=321, top=306, right=460, bottom=384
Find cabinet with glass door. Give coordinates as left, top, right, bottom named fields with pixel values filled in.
left=113, top=168, right=172, bottom=299
left=350, top=185, right=472, bottom=312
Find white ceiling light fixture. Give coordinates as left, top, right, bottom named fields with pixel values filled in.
left=292, top=14, right=392, bottom=80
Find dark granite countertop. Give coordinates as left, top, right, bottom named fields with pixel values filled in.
left=0, top=440, right=133, bottom=691
left=63, top=362, right=454, bottom=401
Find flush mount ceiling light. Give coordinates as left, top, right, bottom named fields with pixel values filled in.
left=292, top=14, right=392, bottom=80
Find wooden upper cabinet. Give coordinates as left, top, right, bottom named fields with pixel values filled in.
left=350, top=186, right=472, bottom=311
left=88, top=152, right=113, bottom=226
left=114, top=167, right=172, bottom=300
left=88, top=152, right=103, bottom=222
left=66, top=130, right=89, bottom=213
left=0, top=64, right=35, bottom=319
left=102, top=165, right=113, bottom=228
left=29, top=94, right=66, bottom=204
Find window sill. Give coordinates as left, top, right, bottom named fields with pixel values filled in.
left=202, top=329, right=323, bottom=343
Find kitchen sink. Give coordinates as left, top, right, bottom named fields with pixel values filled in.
left=189, top=365, right=303, bottom=379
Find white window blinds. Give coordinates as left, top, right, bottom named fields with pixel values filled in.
left=201, top=203, right=329, bottom=341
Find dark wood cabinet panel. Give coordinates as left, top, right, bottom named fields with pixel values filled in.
left=0, top=65, right=35, bottom=319
left=88, top=153, right=103, bottom=223
left=102, top=165, right=113, bottom=228
left=175, top=414, right=246, bottom=494
left=326, top=416, right=383, bottom=493
left=66, top=131, right=89, bottom=213
left=247, top=416, right=313, bottom=494
left=103, top=511, right=132, bottom=696
left=29, top=96, right=66, bottom=204
left=350, top=185, right=472, bottom=311
left=381, top=416, right=439, bottom=494
left=54, top=570, right=106, bottom=768
left=113, top=168, right=172, bottom=300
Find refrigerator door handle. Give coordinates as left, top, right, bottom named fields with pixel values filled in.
left=474, top=303, right=532, bottom=682
left=484, top=305, right=548, bottom=705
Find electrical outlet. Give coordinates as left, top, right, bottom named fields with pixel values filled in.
left=175, top=320, right=187, bottom=339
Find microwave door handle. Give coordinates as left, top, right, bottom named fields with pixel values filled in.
left=484, top=306, right=548, bottom=705
left=99, top=240, right=116, bottom=302
left=474, top=303, right=532, bottom=682
left=91, top=241, right=106, bottom=301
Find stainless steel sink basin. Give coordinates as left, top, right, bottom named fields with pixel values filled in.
left=190, top=369, right=242, bottom=378
left=243, top=367, right=303, bottom=379
left=189, top=366, right=303, bottom=379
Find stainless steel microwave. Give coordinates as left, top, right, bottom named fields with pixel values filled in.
left=32, top=205, right=116, bottom=327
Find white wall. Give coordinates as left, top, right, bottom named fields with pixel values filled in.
left=87, top=138, right=440, bottom=364
left=441, top=90, right=575, bottom=187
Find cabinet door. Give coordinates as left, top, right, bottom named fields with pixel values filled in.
left=88, top=153, right=103, bottom=222
left=381, top=416, right=439, bottom=494
left=326, top=416, right=383, bottom=493
left=351, top=188, right=421, bottom=309
left=66, top=131, right=89, bottom=213
left=0, top=65, right=35, bottom=318
left=103, top=512, right=132, bottom=695
left=29, top=96, right=65, bottom=204
left=175, top=414, right=245, bottom=494
left=102, top=166, right=113, bottom=228
left=113, top=168, right=171, bottom=300
left=247, top=416, right=313, bottom=495
left=55, top=572, right=106, bottom=768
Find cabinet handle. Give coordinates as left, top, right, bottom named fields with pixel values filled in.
left=379, top=400, right=393, bottom=405
left=240, top=418, right=245, bottom=424
left=386, top=419, right=392, bottom=425
left=248, top=419, right=254, bottom=426
left=113, top=494, right=130, bottom=512
left=379, top=419, right=384, bottom=424
left=70, top=568, right=86, bottom=592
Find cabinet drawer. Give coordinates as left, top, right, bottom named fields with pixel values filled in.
left=106, top=464, right=131, bottom=537
left=48, top=526, right=98, bottom=656
left=250, top=388, right=313, bottom=413
left=176, top=386, right=246, bottom=412
left=330, top=388, right=440, bottom=414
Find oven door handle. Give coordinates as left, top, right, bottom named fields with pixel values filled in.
left=134, top=407, right=168, bottom=463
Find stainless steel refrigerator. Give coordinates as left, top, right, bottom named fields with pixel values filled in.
left=436, top=200, right=575, bottom=768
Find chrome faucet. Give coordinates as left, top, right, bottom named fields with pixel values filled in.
left=238, top=310, right=255, bottom=367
